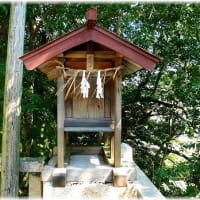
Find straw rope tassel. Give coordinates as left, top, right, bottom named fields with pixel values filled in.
left=96, top=71, right=104, bottom=99
left=80, top=70, right=90, bottom=98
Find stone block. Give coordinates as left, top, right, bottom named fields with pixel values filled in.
left=113, top=168, right=128, bottom=187
left=29, top=173, right=41, bottom=197
left=42, top=165, right=54, bottom=182
left=52, top=168, right=66, bottom=187
left=121, top=143, right=133, bottom=163
left=127, top=167, right=137, bottom=182
left=20, top=157, right=45, bottom=173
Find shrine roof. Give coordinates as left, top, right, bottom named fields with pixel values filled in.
left=20, top=7, right=159, bottom=72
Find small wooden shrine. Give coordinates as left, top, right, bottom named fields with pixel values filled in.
left=20, top=8, right=159, bottom=168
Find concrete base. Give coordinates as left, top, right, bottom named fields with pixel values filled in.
left=113, top=168, right=128, bottom=187
left=66, top=155, right=112, bottom=183
left=52, top=168, right=66, bottom=187
left=42, top=143, right=165, bottom=199
left=29, top=173, right=42, bottom=197
left=43, top=182, right=141, bottom=200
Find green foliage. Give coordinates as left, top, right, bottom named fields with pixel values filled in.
left=0, top=2, right=199, bottom=197
left=21, top=70, right=57, bottom=157
left=121, top=3, right=200, bottom=197
left=153, top=159, right=200, bottom=197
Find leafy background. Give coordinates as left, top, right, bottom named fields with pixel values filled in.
left=0, top=3, right=199, bottom=197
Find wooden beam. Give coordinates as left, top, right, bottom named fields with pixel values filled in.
left=87, top=7, right=97, bottom=28
left=47, top=68, right=62, bottom=80
left=65, top=61, right=112, bottom=69
left=64, top=51, right=116, bottom=59
left=57, top=76, right=65, bottom=168
left=38, top=59, right=63, bottom=74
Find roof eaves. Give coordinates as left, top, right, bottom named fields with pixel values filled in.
left=94, top=25, right=159, bottom=63
left=92, top=25, right=159, bottom=70
left=20, top=25, right=88, bottom=70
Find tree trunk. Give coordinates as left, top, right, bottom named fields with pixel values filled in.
left=1, top=2, right=26, bottom=197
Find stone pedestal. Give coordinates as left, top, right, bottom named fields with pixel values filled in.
left=52, top=168, right=66, bottom=187
left=29, top=173, right=42, bottom=197
left=113, top=168, right=128, bottom=187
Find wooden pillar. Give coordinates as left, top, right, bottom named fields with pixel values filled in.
left=111, top=133, right=114, bottom=164
left=57, top=75, right=65, bottom=168
left=114, top=74, right=122, bottom=167
left=1, top=2, right=26, bottom=197
left=29, top=173, right=41, bottom=197
left=110, top=79, right=115, bottom=164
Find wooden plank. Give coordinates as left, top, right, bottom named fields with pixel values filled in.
left=64, top=117, right=113, bottom=122
left=64, top=117, right=114, bottom=132
left=71, top=78, right=105, bottom=118
left=63, top=70, right=115, bottom=78
left=71, top=146, right=102, bottom=155
left=72, top=97, right=88, bottom=118
left=57, top=76, right=65, bottom=168
left=38, top=59, right=63, bottom=73
left=86, top=54, right=94, bottom=70
left=38, top=65, right=55, bottom=74
left=114, top=74, right=122, bottom=167
left=64, top=127, right=114, bottom=132
left=64, top=118, right=114, bottom=126
left=88, top=79, right=104, bottom=118
left=64, top=50, right=116, bottom=59
left=122, top=57, right=142, bottom=76
left=65, top=61, right=112, bottom=69
left=71, top=78, right=88, bottom=117
left=104, top=81, right=111, bottom=118
left=65, top=97, right=72, bottom=118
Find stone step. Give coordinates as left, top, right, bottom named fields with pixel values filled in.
left=66, top=154, right=113, bottom=183
left=66, top=168, right=112, bottom=183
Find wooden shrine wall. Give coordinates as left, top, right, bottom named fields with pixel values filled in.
left=65, top=78, right=113, bottom=119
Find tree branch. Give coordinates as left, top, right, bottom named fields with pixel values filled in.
left=151, top=64, right=165, bottom=95
left=168, top=149, right=191, bottom=161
